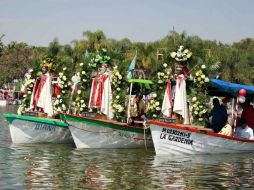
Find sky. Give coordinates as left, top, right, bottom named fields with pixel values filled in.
left=0, top=0, right=254, bottom=46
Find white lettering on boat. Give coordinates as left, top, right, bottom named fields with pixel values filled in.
left=160, top=128, right=193, bottom=145
left=34, top=123, right=56, bottom=132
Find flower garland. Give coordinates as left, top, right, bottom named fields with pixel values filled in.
left=190, top=64, right=210, bottom=125
left=157, top=63, right=172, bottom=87
left=111, top=66, right=126, bottom=121
left=170, top=45, right=192, bottom=62
left=193, top=64, right=210, bottom=88
left=17, top=69, right=35, bottom=115
left=73, top=62, right=89, bottom=114
left=190, top=96, right=209, bottom=124
left=146, top=92, right=161, bottom=119
left=89, top=48, right=111, bottom=68
left=54, top=67, right=71, bottom=113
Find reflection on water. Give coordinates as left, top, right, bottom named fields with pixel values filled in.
left=1, top=106, right=254, bottom=189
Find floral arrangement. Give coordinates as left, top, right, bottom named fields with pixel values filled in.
left=54, top=67, right=71, bottom=113
left=190, top=64, right=210, bottom=125
left=111, top=66, right=126, bottom=121
left=157, top=62, right=172, bottom=87
left=146, top=92, right=161, bottom=119
left=193, top=64, right=210, bottom=88
left=170, top=45, right=192, bottom=62
left=89, top=48, right=111, bottom=68
left=190, top=96, right=209, bottom=124
left=17, top=69, right=35, bottom=115
left=73, top=62, right=89, bottom=114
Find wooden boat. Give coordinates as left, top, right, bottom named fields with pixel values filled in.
left=60, top=114, right=153, bottom=149
left=4, top=113, right=73, bottom=144
left=150, top=120, right=254, bottom=155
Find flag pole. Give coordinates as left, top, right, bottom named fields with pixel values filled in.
left=127, top=82, right=133, bottom=123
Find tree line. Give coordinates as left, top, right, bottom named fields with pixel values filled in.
left=0, top=30, right=253, bottom=86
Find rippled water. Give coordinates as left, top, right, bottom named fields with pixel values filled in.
left=1, top=106, right=254, bottom=189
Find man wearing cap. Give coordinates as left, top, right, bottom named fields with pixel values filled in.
left=240, top=99, right=254, bottom=129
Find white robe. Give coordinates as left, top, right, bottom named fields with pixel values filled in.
left=100, top=76, right=114, bottom=119
left=162, top=81, right=173, bottom=117
left=30, top=73, right=54, bottom=117
left=173, top=74, right=190, bottom=124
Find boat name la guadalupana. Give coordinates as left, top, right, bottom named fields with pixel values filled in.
left=34, top=123, right=56, bottom=132
left=160, top=128, right=193, bottom=145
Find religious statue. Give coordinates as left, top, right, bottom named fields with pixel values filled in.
left=30, top=64, right=54, bottom=117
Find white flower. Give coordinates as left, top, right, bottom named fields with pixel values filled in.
left=201, top=65, right=206, bottom=69
left=62, top=104, right=66, bottom=108
left=117, top=88, right=120, bottom=91
left=199, top=118, right=203, bottom=121
left=152, top=93, right=157, bottom=98
left=156, top=107, right=161, bottom=111
left=81, top=100, right=84, bottom=103
left=116, top=95, right=120, bottom=99
left=80, top=107, right=83, bottom=111
left=163, top=63, right=167, bottom=68
left=59, top=99, right=63, bottom=103
left=63, top=76, right=67, bottom=81
left=201, top=75, right=205, bottom=79
left=118, top=105, right=124, bottom=112
left=194, top=111, right=198, bottom=115
left=83, top=79, right=87, bottom=82
left=205, top=77, right=210, bottom=82
left=63, top=67, right=67, bottom=71
left=77, top=90, right=81, bottom=94
left=80, top=63, right=84, bottom=66
left=155, top=101, right=160, bottom=106
left=118, top=75, right=122, bottom=80
left=77, top=72, right=80, bottom=76
left=193, top=104, right=197, bottom=108
left=62, top=106, right=66, bottom=111
left=170, top=52, right=177, bottom=58
left=57, top=95, right=61, bottom=98
left=59, top=72, right=63, bottom=76
left=192, top=97, right=197, bottom=102
left=195, top=72, right=199, bottom=76
left=153, top=114, right=157, bottom=118
left=82, top=71, right=86, bottom=75
left=158, top=80, right=163, bottom=84
left=62, top=90, right=65, bottom=94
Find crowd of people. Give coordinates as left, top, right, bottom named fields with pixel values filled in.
left=207, top=97, right=254, bottom=140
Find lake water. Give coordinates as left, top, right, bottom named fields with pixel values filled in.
left=1, top=106, right=254, bottom=189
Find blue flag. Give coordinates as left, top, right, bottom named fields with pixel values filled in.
left=127, top=50, right=137, bottom=79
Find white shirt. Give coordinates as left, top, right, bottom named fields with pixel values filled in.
left=236, top=126, right=254, bottom=139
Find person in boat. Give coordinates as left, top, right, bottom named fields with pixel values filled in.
left=218, top=120, right=233, bottom=136
left=240, top=98, right=254, bottom=129
left=30, top=64, right=54, bottom=117
left=207, top=98, right=228, bottom=133
left=128, top=92, right=147, bottom=126
left=235, top=118, right=254, bottom=139
left=88, top=63, right=113, bottom=119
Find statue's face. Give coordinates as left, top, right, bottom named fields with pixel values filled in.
left=42, top=66, right=48, bottom=74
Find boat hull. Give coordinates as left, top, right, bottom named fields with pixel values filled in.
left=150, top=120, right=254, bottom=155
left=4, top=114, right=73, bottom=144
left=63, top=114, right=153, bottom=149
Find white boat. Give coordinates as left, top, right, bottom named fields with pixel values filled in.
left=150, top=120, right=254, bottom=155
left=61, top=114, right=153, bottom=149
left=4, top=114, right=73, bottom=144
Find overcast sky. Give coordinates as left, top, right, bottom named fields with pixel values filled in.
left=0, top=0, right=253, bottom=46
